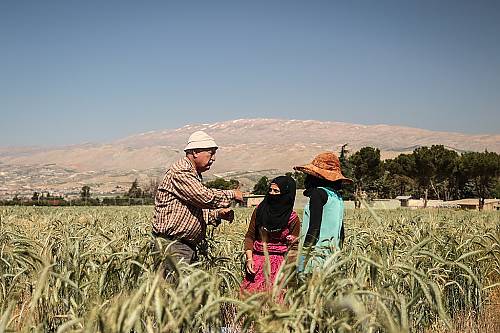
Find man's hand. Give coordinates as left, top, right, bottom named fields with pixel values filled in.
left=218, top=208, right=234, bottom=222
left=233, top=189, right=244, bottom=202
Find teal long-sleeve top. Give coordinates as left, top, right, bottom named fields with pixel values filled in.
left=301, top=187, right=345, bottom=250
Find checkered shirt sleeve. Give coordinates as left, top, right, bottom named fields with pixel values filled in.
left=152, top=157, right=235, bottom=243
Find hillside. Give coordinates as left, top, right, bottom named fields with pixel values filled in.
left=1, top=118, right=498, bottom=195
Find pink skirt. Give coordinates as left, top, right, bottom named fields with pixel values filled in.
left=240, top=251, right=285, bottom=295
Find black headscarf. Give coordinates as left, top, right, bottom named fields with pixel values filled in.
left=255, top=175, right=296, bottom=232
left=303, top=174, right=342, bottom=197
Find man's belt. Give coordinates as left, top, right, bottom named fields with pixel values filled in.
left=152, top=231, right=197, bottom=251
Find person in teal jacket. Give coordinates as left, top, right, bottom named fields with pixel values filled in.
left=293, top=152, right=353, bottom=272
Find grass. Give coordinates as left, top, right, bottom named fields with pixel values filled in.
left=0, top=206, right=499, bottom=332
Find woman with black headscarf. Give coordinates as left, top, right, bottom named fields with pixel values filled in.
left=240, top=175, right=300, bottom=295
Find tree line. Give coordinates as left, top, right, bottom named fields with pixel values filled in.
left=343, top=145, right=499, bottom=208
left=2, top=145, right=499, bottom=208
left=0, top=178, right=159, bottom=206
left=246, top=145, right=500, bottom=210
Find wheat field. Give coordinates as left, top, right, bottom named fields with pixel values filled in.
left=0, top=206, right=499, bottom=332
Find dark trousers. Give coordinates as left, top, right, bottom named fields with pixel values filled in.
left=152, top=234, right=197, bottom=281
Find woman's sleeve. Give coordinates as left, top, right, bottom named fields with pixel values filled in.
left=286, top=214, right=301, bottom=263
left=244, top=208, right=258, bottom=251
left=290, top=214, right=300, bottom=239
left=303, top=188, right=328, bottom=247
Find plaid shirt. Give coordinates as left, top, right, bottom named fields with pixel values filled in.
left=153, top=157, right=235, bottom=244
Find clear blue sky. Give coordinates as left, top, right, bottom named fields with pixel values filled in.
left=1, top=0, right=499, bottom=146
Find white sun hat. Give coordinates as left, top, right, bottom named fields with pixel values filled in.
left=184, top=131, right=218, bottom=151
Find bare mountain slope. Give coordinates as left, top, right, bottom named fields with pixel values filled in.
left=1, top=119, right=498, bottom=195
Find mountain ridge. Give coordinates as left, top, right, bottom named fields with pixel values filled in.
left=1, top=118, right=498, bottom=195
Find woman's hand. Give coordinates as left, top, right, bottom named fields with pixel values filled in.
left=245, top=258, right=256, bottom=275
left=286, top=234, right=298, bottom=244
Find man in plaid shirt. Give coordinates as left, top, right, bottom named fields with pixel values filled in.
left=153, top=130, right=243, bottom=277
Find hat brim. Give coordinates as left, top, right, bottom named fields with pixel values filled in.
left=184, top=140, right=218, bottom=151
left=294, top=164, right=353, bottom=184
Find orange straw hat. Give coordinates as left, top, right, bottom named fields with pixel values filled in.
left=294, top=152, right=353, bottom=183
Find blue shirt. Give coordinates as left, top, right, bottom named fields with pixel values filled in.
left=299, top=186, right=344, bottom=271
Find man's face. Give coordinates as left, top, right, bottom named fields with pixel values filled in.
left=193, top=148, right=217, bottom=173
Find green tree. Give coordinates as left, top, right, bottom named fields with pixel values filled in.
left=144, top=178, right=159, bottom=198
left=383, top=154, right=417, bottom=197
left=253, top=176, right=269, bottom=195
left=428, top=145, right=459, bottom=200
left=32, top=192, right=39, bottom=201
left=205, top=178, right=239, bottom=190
left=494, top=181, right=500, bottom=199
left=349, top=147, right=383, bottom=197
left=339, top=144, right=355, bottom=199
left=458, top=151, right=500, bottom=210
left=412, top=146, right=434, bottom=205
left=80, top=185, right=91, bottom=199
left=287, top=171, right=306, bottom=189
left=339, top=144, right=351, bottom=175
left=128, top=179, right=143, bottom=198
left=411, top=145, right=460, bottom=204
